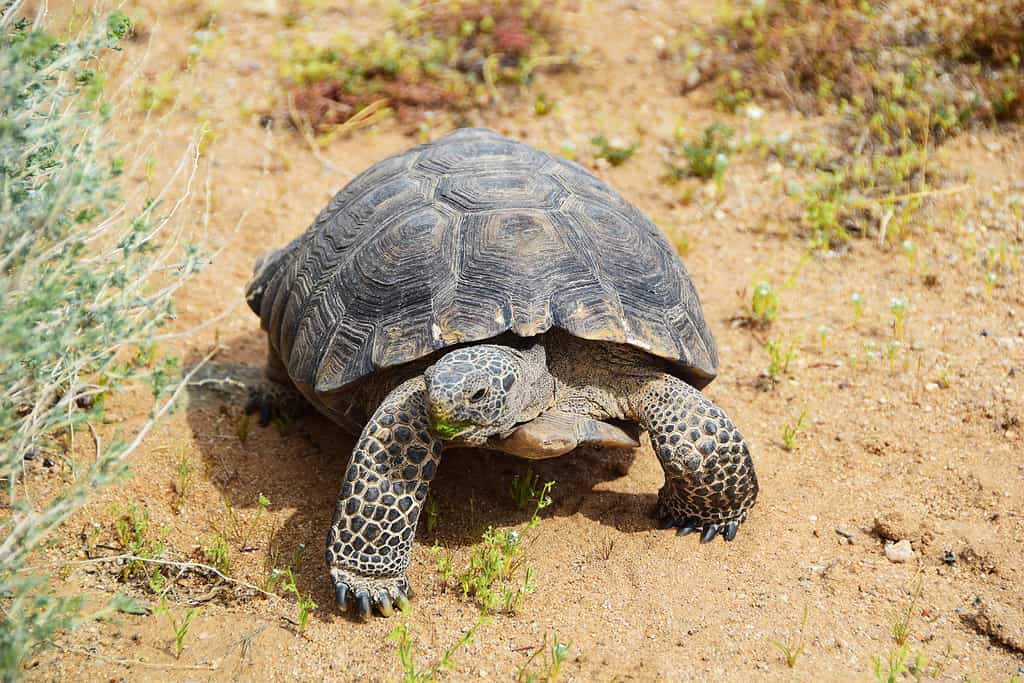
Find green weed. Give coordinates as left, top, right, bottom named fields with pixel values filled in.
left=390, top=606, right=489, bottom=682
left=281, top=568, right=317, bottom=634
left=591, top=135, right=638, bottom=166
left=172, top=455, right=193, bottom=513
left=204, top=533, right=232, bottom=576
left=889, top=296, right=908, bottom=340
left=768, top=607, right=808, bottom=669
left=155, top=596, right=198, bottom=659
left=220, top=493, right=270, bottom=551
left=435, top=482, right=553, bottom=614
left=765, top=337, right=797, bottom=381
left=510, top=467, right=550, bottom=510
left=781, top=408, right=808, bottom=451
left=750, top=280, right=779, bottom=326
left=678, top=123, right=733, bottom=191
left=517, top=632, right=572, bottom=682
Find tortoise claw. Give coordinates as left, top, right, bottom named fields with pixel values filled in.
left=335, top=584, right=348, bottom=608
left=355, top=591, right=371, bottom=618
left=675, top=519, right=700, bottom=536
left=699, top=524, right=720, bottom=544
left=376, top=591, right=394, bottom=617
left=723, top=521, right=739, bottom=542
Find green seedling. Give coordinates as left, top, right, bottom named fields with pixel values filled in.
left=768, top=607, right=808, bottom=669
left=781, top=407, right=808, bottom=451
left=891, top=580, right=922, bottom=646
left=902, top=239, right=916, bottom=271
left=984, top=271, right=997, bottom=298
left=172, top=455, right=192, bottom=513
left=220, top=492, right=270, bottom=551
left=890, top=296, right=907, bottom=340
left=436, top=481, right=553, bottom=613
left=282, top=568, right=317, bottom=634
left=204, top=533, right=231, bottom=576
left=510, top=467, right=548, bottom=510
left=112, top=501, right=167, bottom=583
left=750, top=280, right=779, bottom=326
left=681, top=123, right=734, bottom=183
left=155, top=596, right=198, bottom=659
left=591, top=135, right=638, bottom=166
left=765, top=337, right=797, bottom=380
left=851, top=292, right=865, bottom=326
left=517, top=632, right=572, bottom=682
left=390, top=606, right=489, bottom=682
left=818, top=325, right=831, bottom=351
left=534, top=93, right=556, bottom=116
left=885, top=340, right=902, bottom=373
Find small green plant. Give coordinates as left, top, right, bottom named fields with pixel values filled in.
left=768, top=607, right=808, bottom=669
left=534, top=93, right=556, bottom=116
left=390, top=606, right=489, bottom=682
left=281, top=568, right=317, bottom=634
left=902, top=239, right=917, bottom=272
left=220, top=492, right=270, bottom=551
left=591, top=135, right=638, bottom=166
left=885, top=340, right=902, bottom=373
left=112, top=502, right=167, bottom=583
left=851, top=292, right=866, bottom=326
left=172, top=455, right=193, bottom=513
left=204, top=533, right=232, bottom=576
left=680, top=123, right=733, bottom=181
left=765, top=337, right=798, bottom=380
left=891, top=580, right=922, bottom=647
left=436, top=482, right=553, bottom=613
left=750, top=280, right=779, bottom=326
left=510, top=467, right=548, bottom=510
left=890, top=296, right=908, bottom=340
left=516, top=632, right=572, bottom=682
left=818, top=325, right=831, bottom=351
left=984, top=271, right=997, bottom=298
left=781, top=408, right=808, bottom=451
left=155, top=596, right=198, bottom=659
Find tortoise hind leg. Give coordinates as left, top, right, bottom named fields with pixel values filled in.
left=243, top=345, right=309, bottom=427
left=327, top=376, right=443, bottom=617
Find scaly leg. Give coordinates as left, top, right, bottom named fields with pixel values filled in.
left=633, top=374, right=758, bottom=543
left=326, top=376, right=442, bottom=617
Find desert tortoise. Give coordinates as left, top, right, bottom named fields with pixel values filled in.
left=245, top=128, right=758, bottom=618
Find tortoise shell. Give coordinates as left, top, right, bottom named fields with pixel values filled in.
left=246, top=128, right=718, bottom=393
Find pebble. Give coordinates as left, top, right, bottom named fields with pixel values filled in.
left=942, top=550, right=956, bottom=565
left=925, top=382, right=939, bottom=391
left=885, top=539, right=914, bottom=563
left=835, top=526, right=857, bottom=543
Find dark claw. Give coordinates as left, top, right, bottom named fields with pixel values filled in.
left=376, top=591, right=394, bottom=617
left=699, top=524, right=720, bottom=544
left=258, top=402, right=272, bottom=427
left=393, top=589, right=410, bottom=612
left=334, top=584, right=348, bottom=608
left=723, top=521, right=739, bottom=542
left=355, top=591, right=371, bottom=617
left=244, top=394, right=260, bottom=414
left=675, top=517, right=699, bottom=536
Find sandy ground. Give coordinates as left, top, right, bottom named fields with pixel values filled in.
left=20, top=1, right=1024, bottom=681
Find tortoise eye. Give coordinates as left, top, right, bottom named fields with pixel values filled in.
left=469, top=387, right=487, bottom=402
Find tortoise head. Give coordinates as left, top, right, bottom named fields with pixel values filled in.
left=423, top=345, right=528, bottom=446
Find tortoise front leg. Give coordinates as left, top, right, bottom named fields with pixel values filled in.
left=327, top=376, right=442, bottom=617
left=632, top=374, right=758, bottom=543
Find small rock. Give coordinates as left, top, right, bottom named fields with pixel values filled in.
left=925, top=382, right=939, bottom=392
left=42, top=458, right=54, bottom=468
left=942, top=550, right=956, bottom=565
left=885, top=539, right=914, bottom=563
left=835, top=526, right=857, bottom=543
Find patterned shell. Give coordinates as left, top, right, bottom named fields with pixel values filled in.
left=246, top=128, right=718, bottom=394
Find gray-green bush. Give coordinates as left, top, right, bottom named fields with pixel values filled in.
left=0, top=4, right=203, bottom=677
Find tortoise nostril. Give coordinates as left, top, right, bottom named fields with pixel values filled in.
left=469, top=387, right=487, bottom=402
